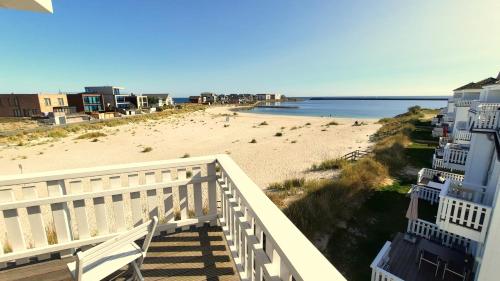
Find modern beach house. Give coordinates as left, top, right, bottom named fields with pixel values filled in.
left=371, top=73, right=500, bottom=281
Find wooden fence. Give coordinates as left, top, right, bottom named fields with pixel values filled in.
left=339, top=149, right=371, bottom=161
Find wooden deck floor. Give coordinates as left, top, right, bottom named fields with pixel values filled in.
left=0, top=225, right=240, bottom=281
left=387, top=233, right=468, bottom=281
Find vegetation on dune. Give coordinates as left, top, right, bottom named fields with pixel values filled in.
left=0, top=104, right=206, bottom=145
left=266, top=106, right=439, bottom=281
left=75, top=132, right=107, bottom=140
left=310, top=159, right=347, bottom=171
left=141, top=147, right=153, bottom=153
left=274, top=132, right=283, bottom=137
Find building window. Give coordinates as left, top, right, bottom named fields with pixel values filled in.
left=0, top=98, right=2, bottom=107
left=13, top=97, right=19, bottom=106
left=44, top=98, right=51, bottom=106
left=262, top=232, right=266, bottom=253
left=58, top=98, right=64, bottom=106
left=113, top=88, right=120, bottom=95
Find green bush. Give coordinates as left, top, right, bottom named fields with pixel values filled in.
left=75, top=132, right=107, bottom=139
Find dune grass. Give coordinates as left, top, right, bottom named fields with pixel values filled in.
left=75, top=132, right=107, bottom=139
left=141, top=147, right=153, bottom=153
left=0, top=104, right=206, bottom=145
left=266, top=106, right=438, bottom=281
left=310, top=158, right=347, bottom=171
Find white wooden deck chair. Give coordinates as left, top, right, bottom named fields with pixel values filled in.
left=67, top=216, right=158, bottom=281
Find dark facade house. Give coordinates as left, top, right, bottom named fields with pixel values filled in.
left=67, top=93, right=105, bottom=113
left=189, top=96, right=203, bottom=103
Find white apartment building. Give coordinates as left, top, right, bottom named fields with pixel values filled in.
left=371, top=73, right=500, bottom=281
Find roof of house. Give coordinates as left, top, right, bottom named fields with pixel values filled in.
left=454, top=77, right=498, bottom=91
left=143, top=93, right=171, bottom=98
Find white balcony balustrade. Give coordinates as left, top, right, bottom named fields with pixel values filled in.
left=473, top=110, right=500, bottom=130
left=433, top=145, right=468, bottom=172
left=410, top=185, right=441, bottom=204
left=417, top=168, right=464, bottom=185
left=453, top=129, right=472, bottom=144
left=370, top=242, right=404, bottom=281
left=0, top=155, right=345, bottom=281
left=454, top=99, right=474, bottom=107
left=436, top=182, right=492, bottom=243
left=406, top=219, right=470, bottom=249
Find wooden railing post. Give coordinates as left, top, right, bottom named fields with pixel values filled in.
left=22, top=186, right=50, bottom=260
left=0, top=188, right=28, bottom=265
left=207, top=162, right=218, bottom=226
left=47, top=180, right=74, bottom=257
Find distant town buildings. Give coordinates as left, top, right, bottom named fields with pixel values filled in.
left=188, top=92, right=284, bottom=104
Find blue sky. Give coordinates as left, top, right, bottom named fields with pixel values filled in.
left=0, top=0, right=499, bottom=97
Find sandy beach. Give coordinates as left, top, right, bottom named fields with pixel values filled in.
left=0, top=106, right=380, bottom=188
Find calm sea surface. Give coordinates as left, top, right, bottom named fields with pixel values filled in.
left=249, top=98, right=447, bottom=119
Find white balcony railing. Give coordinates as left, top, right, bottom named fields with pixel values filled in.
left=410, top=184, right=441, bottom=204
left=418, top=168, right=464, bottom=184
left=439, top=136, right=452, bottom=147
left=432, top=155, right=446, bottom=170
left=473, top=110, right=500, bottom=130
left=433, top=146, right=468, bottom=172
left=455, top=99, right=475, bottom=107
left=0, top=155, right=345, bottom=281
left=437, top=183, right=492, bottom=242
left=444, top=147, right=468, bottom=166
left=406, top=219, right=470, bottom=249
left=470, top=101, right=500, bottom=112
left=453, top=129, right=472, bottom=144
left=370, top=241, right=404, bottom=281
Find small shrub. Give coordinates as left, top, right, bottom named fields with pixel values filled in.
left=290, top=126, right=298, bottom=130
left=186, top=171, right=193, bottom=178
left=182, top=153, right=190, bottom=158
left=91, top=138, right=99, bottom=142
left=259, top=121, right=268, bottom=126
left=275, top=132, right=283, bottom=137
left=224, top=124, right=230, bottom=128
left=46, top=224, right=58, bottom=245
left=267, top=193, right=285, bottom=208
left=291, top=140, right=297, bottom=143
left=326, top=121, right=339, bottom=126
left=76, top=132, right=107, bottom=139
left=47, top=129, right=68, bottom=138
left=141, top=147, right=153, bottom=153
left=250, top=139, right=257, bottom=143
left=311, top=158, right=347, bottom=171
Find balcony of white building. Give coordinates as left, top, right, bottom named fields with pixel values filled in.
left=412, top=168, right=465, bottom=204
left=432, top=144, right=469, bottom=173
left=436, top=181, right=493, bottom=243
left=371, top=218, right=473, bottom=281
left=0, top=155, right=345, bottom=281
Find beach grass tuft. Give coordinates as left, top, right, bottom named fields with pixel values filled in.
left=141, top=147, right=153, bottom=153
left=76, top=132, right=107, bottom=140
